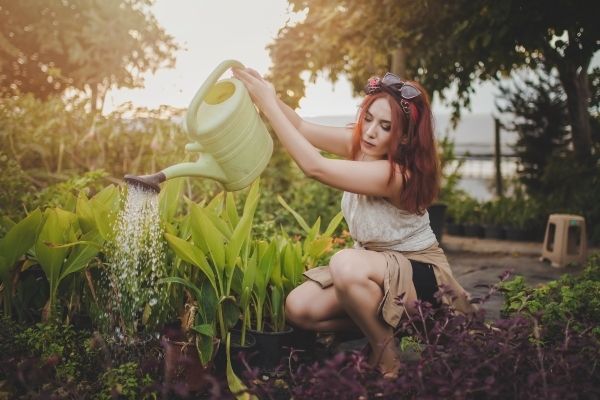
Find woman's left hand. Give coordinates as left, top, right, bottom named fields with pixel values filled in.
left=232, top=67, right=278, bottom=114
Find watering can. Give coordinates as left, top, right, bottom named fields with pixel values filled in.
left=124, top=60, right=273, bottom=193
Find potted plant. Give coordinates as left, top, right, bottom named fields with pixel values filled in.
left=247, top=236, right=296, bottom=371
left=162, top=180, right=261, bottom=393
left=481, top=198, right=507, bottom=239
left=458, top=197, right=484, bottom=238
left=246, top=197, right=344, bottom=368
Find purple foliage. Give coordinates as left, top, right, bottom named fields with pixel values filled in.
left=244, top=272, right=600, bottom=399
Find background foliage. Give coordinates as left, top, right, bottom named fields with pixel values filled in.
left=0, top=0, right=178, bottom=111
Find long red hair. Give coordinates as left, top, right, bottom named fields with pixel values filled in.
left=350, top=83, right=440, bottom=215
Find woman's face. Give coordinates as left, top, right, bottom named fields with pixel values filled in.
left=360, top=97, right=393, bottom=160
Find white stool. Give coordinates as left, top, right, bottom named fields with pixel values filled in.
left=540, top=214, right=587, bottom=268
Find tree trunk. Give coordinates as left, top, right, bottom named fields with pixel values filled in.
left=557, top=62, right=593, bottom=159
left=390, top=47, right=407, bottom=78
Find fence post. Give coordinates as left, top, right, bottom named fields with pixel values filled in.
left=494, top=117, right=503, bottom=197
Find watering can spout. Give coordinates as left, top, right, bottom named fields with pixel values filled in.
left=124, top=154, right=227, bottom=193
left=123, top=172, right=166, bottom=193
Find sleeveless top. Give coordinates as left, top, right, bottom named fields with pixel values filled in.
left=341, top=191, right=437, bottom=252
left=304, top=192, right=478, bottom=326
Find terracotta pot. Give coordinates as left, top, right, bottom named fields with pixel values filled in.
left=162, top=336, right=218, bottom=394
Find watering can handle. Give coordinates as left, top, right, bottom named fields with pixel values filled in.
left=186, top=59, right=245, bottom=136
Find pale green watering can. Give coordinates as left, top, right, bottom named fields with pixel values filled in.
left=124, top=60, right=273, bottom=192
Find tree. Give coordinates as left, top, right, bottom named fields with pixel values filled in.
left=0, top=0, right=178, bottom=111
left=497, top=69, right=571, bottom=196
left=269, top=0, right=600, bottom=158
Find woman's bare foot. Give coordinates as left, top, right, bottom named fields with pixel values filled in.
left=366, top=342, right=401, bottom=379
left=379, top=362, right=401, bottom=379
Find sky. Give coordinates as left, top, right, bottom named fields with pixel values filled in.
left=103, top=0, right=501, bottom=118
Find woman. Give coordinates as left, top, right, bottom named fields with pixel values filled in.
left=233, top=68, right=476, bottom=378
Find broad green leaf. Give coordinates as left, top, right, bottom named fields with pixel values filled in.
left=206, top=191, right=224, bottom=215
left=91, top=201, right=114, bottom=241
left=158, top=276, right=203, bottom=304
left=205, top=209, right=233, bottom=239
left=164, top=233, right=217, bottom=292
left=225, top=192, right=239, bottom=227
left=61, top=230, right=103, bottom=277
left=303, top=217, right=320, bottom=255
left=277, top=195, right=311, bottom=233
left=239, top=247, right=257, bottom=310
left=254, top=241, right=277, bottom=297
left=306, top=237, right=332, bottom=260
left=221, top=296, right=241, bottom=332
left=192, top=323, right=215, bottom=337
left=196, top=334, right=216, bottom=367
left=269, top=284, right=284, bottom=332
left=91, top=184, right=120, bottom=207
left=159, top=177, right=184, bottom=222
left=198, top=278, right=218, bottom=326
left=35, top=208, right=78, bottom=293
left=0, top=216, right=16, bottom=232
left=269, top=241, right=283, bottom=287
left=75, top=192, right=96, bottom=233
left=0, top=209, right=43, bottom=281
left=163, top=221, right=177, bottom=236
left=192, top=206, right=225, bottom=268
left=226, top=184, right=260, bottom=267
left=226, top=333, right=257, bottom=400
left=323, top=211, right=344, bottom=237
left=189, top=203, right=209, bottom=254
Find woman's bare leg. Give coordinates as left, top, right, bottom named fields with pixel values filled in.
left=329, top=249, right=400, bottom=376
left=285, top=280, right=361, bottom=332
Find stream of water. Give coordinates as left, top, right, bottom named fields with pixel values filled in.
left=104, top=185, right=167, bottom=338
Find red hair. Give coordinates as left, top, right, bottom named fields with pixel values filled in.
left=350, top=83, right=440, bottom=215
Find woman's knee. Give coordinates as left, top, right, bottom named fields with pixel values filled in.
left=284, top=289, right=314, bottom=329
left=329, top=249, right=368, bottom=287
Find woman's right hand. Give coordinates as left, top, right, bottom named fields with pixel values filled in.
left=232, top=67, right=279, bottom=115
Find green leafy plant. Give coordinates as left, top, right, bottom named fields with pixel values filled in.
left=34, top=207, right=104, bottom=321
left=501, top=252, right=600, bottom=340
left=161, top=180, right=260, bottom=359
left=96, top=362, right=156, bottom=400
left=446, top=193, right=480, bottom=225
left=0, top=209, right=43, bottom=316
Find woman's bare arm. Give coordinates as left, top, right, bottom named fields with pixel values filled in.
left=233, top=67, right=401, bottom=198
left=276, top=97, right=353, bottom=158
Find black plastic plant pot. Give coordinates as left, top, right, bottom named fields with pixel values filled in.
left=288, top=327, right=317, bottom=352
left=483, top=225, right=506, bottom=240
left=214, top=330, right=257, bottom=377
left=446, top=222, right=465, bottom=236
left=427, top=203, right=448, bottom=244
left=248, top=325, right=294, bottom=371
left=504, top=227, right=528, bottom=241
left=463, top=223, right=484, bottom=238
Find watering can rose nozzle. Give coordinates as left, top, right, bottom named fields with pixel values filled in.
left=123, top=172, right=166, bottom=193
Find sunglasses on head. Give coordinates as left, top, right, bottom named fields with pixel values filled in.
left=364, top=72, right=421, bottom=113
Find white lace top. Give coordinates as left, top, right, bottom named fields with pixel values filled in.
left=341, top=191, right=437, bottom=252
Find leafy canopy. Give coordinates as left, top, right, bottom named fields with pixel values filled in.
left=0, top=0, right=178, bottom=107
